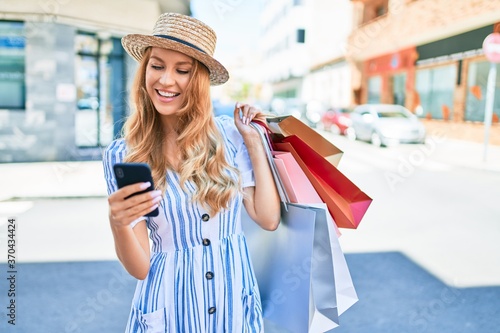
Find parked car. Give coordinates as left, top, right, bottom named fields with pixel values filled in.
left=349, top=104, right=426, bottom=147
left=270, top=98, right=323, bottom=128
left=319, top=107, right=353, bottom=136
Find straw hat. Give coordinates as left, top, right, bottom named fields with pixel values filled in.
left=122, top=13, right=229, bottom=85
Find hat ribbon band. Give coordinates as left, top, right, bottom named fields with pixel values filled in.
left=154, top=34, right=207, bottom=55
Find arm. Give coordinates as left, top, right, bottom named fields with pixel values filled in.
left=234, top=103, right=281, bottom=231
left=108, top=182, right=162, bottom=280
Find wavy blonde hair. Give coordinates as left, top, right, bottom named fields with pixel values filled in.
left=123, top=47, right=240, bottom=215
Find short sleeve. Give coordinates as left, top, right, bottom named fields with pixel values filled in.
left=215, top=115, right=255, bottom=188
left=102, top=139, right=146, bottom=228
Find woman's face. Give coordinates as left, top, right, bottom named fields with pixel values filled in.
left=145, top=47, right=194, bottom=117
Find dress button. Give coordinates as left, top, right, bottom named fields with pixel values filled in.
left=205, top=271, right=214, bottom=280
left=208, top=307, right=216, bottom=314
left=201, top=213, right=210, bottom=222
left=202, top=238, right=211, bottom=246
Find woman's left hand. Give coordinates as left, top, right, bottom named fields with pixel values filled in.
left=233, top=102, right=265, bottom=138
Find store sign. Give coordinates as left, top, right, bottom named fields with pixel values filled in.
left=483, top=33, right=500, bottom=63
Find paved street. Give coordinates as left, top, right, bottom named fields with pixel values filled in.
left=0, top=132, right=499, bottom=332
left=327, top=132, right=500, bottom=288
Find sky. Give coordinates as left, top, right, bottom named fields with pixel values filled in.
left=190, top=0, right=263, bottom=65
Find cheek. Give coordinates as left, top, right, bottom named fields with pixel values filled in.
left=145, top=72, right=156, bottom=95
left=178, top=76, right=190, bottom=89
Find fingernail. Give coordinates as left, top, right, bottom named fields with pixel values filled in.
left=242, top=116, right=247, bottom=124
left=152, top=196, right=162, bottom=203
left=141, top=182, right=151, bottom=189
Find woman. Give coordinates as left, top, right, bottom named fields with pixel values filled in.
left=102, top=12, right=280, bottom=332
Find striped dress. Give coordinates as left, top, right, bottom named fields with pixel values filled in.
left=103, top=116, right=263, bottom=333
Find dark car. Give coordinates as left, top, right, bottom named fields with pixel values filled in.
left=349, top=104, right=426, bottom=147
left=319, top=108, right=353, bottom=136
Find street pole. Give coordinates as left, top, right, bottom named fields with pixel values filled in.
left=483, top=62, right=496, bottom=162
left=482, top=33, right=500, bottom=162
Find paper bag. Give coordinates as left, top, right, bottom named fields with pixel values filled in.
left=274, top=136, right=372, bottom=229
left=267, top=116, right=343, bottom=166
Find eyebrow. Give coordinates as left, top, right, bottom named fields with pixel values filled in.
left=149, top=55, right=193, bottom=66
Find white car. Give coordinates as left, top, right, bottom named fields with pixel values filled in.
left=350, top=104, right=426, bottom=147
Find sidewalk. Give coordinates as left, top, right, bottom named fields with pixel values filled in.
left=0, top=138, right=499, bottom=333
left=0, top=137, right=499, bottom=201
left=0, top=159, right=107, bottom=201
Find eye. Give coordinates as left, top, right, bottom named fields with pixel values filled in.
left=177, top=69, right=191, bottom=75
left=150, top=64, right=163, bottom=70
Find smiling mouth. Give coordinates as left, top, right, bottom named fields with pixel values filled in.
left=157, top=90, right=180, bottom=98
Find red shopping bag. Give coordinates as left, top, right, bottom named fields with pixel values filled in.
left=274, top=135, right=372, bottom=229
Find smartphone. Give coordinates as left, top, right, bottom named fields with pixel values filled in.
left=113, top=163, right=159, bottom=217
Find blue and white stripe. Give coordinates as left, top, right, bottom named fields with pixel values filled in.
left=102, top=116, right=263, bottom=332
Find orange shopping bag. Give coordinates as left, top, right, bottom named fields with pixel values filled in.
left=268, top=115, right=343, bottom=166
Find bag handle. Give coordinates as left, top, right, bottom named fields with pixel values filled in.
left=251, top=119, right=276, bottom=151
left=250, top=121, right=290, bottom=206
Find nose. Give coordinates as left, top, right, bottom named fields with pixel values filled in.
left=159, top=70, right=175, bottom=85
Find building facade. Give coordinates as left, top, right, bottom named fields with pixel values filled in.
left=259, top=0, right=354, bottom=111
left=347, top=0, right=500, bottom=141
left=0, top=0, right=190, bottom=162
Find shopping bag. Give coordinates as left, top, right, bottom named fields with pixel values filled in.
left=273, top=151, right=342, bottom=238
left=274, top=136, right=372, bottom=229
left=267, top=115, right=343, bottom=166
left=242, top=204, right=341, bottom=332
left=273, top=151, right=322, bottom=204
left=244, top=122, right=358, bottom=332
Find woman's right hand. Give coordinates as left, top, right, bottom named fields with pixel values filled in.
left=108, top=182, right=162, bottom=228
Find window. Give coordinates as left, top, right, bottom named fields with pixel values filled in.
left=392, top=73, right=406, bottom=106
left=465, top=60, right=500, bottom=122
left=0, top=21, right=25, bottom=109
left=297, top=29, right=305, bottom=43
left=75, top=32, right=124, bottom=147
left=367, top=76, right=381, bottom=103
left=415, top=65, right=456, bottom=120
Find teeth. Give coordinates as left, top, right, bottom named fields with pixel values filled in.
left=158, top=91, right=178, bottom=97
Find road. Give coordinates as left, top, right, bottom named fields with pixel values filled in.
left=322, top=132, right=500, bottom=288
left=0, top=132, right=499, bottom=332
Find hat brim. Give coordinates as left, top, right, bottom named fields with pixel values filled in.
left=122, top=34, right=229, bottom=86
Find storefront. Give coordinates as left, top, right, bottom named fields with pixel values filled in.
left=0, top=0, right=167, bottom=162
left=362, top=47, right=418, bottom=111
left=415, top=24, right=500, bottom=123
left=0, top=20, right=130, bottom=163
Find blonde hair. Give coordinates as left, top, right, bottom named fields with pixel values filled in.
left=123, top=47, right=240, bottom=215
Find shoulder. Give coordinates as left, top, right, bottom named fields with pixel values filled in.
left=103, top=138, right=127, bottom=165
left=215, top=115, right=240, bottom=140
left=214, top=115, right=234, bottom=130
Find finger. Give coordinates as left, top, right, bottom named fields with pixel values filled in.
left=124, top=190, right=162, bottom=208
left=112, top=182, right=152, bottom=201
left=124, top=196, right=161, bottom=220
left=234, top=102, right=243, bottom=123
left=238, top=103, right=251, bottom=125
left=110, top=194, right=161, bottom=226
left=247, top=107, right=261, bottom=123
left=108, top=189, right=161, bottom=217
left=240, top=104, right=255, bottom=125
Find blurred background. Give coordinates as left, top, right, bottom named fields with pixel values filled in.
left=0, top=0, right=499, bottom=332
